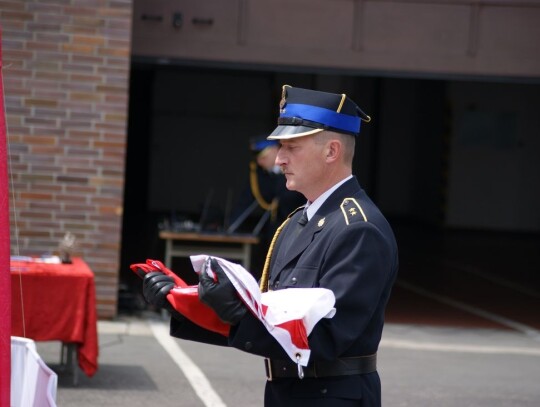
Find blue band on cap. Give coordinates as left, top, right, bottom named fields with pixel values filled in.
left=281, top=103, right=361, bottom=134
left=252, top=139, right=278, bottom=151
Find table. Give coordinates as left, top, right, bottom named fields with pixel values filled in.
left=10, top=257, right=98, bottom=381
left=159, top=230, right=259, bottom=269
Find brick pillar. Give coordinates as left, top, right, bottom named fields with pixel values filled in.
left=2, top=0, right=133, bottom=318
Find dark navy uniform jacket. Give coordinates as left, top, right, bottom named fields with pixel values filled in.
left=170, top=176, right=398, bottom=405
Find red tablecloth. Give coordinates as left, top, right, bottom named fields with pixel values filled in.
left=11, top=257, right=98, bottom=377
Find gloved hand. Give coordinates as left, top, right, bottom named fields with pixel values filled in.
left=142, top=271, right=175, bottom=309
left=198, top=258, right=247, bottom=325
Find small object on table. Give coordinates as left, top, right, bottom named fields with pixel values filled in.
left=58, top=232, right=77, bottom=264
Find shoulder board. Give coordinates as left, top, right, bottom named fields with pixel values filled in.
left=340, top=198, right=367, bottom=225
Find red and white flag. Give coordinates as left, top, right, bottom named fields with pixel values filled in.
left=131, top=256, right=336, bottom=366
left=192, top=255, right=335, bottom=366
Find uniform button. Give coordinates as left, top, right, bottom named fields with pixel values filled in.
left=320, top=388, right=328, bottom=395
left=291, top=277, right=297, bottom=285
left=244, top=342, right=253, bottom=351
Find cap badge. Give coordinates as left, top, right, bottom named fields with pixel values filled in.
left=279, top=97, right=287, bottom=113
left=279, top=85, right=290, bottom=113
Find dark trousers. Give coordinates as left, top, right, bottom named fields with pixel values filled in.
left=264, top=372, right=381, bottom=406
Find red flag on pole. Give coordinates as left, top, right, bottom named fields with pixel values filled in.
left=0, top=27, right=12, bottom=407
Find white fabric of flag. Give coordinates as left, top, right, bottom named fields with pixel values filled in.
left=190, top=255, right=336, bottom=366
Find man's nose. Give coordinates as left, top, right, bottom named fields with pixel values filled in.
left=275, top=150, right=285, bottom=166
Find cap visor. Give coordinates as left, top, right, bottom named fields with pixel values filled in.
left=267, top=125, right=323, bottom=140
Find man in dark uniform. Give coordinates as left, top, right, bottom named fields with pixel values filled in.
left=230, top=136, right=304, bottom=237
left=142, top=85, right=398, bottom=406
left=230, top=136, right=305, bottom=277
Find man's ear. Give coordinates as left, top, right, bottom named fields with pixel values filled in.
left=325, top=140, right=341, bottom=163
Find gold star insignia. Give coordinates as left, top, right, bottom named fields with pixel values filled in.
left=349, top=208, right=357, bottom=216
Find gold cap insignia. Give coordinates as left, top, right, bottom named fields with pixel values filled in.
left=279, top=97, right=287, bottom=113
left=279, top=84, right=290, bottom=113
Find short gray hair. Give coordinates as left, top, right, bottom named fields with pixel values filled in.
left=314, top=131, right=355, bottom=166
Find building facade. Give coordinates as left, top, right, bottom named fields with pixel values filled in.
left=4, top=0, right=540, bottom=318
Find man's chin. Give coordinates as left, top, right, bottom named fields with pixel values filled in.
left=285, top=180, right=296, bottom=191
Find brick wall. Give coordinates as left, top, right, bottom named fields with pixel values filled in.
left=2, top=0, right=133, bottom=318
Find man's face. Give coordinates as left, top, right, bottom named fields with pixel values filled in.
left=275, top=135, right=327, bottom=199
left=256, top=146, right=278, bottom=171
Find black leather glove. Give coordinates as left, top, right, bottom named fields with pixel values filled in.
left=142, top=271, right=175, bottom=309
left=198, top=258, right=247, bottom=325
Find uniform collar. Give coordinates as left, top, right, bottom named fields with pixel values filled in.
left=305, top=175, right=353, bottom=221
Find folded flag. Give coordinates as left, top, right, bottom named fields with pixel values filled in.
left=191, top=255, right=335, bottom=366
left=131, top=256, right=336, bottom=366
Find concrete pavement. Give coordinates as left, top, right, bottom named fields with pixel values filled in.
left=35, top=313, right=540, bottom=406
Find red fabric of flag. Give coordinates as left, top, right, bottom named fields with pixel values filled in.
left=130, top=260, right=230, bottom=336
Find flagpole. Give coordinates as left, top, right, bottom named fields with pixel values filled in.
left=0, top=27, right=12, bottom=407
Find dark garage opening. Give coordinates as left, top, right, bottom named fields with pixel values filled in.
left=119, top=62, right=540, bottom=330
